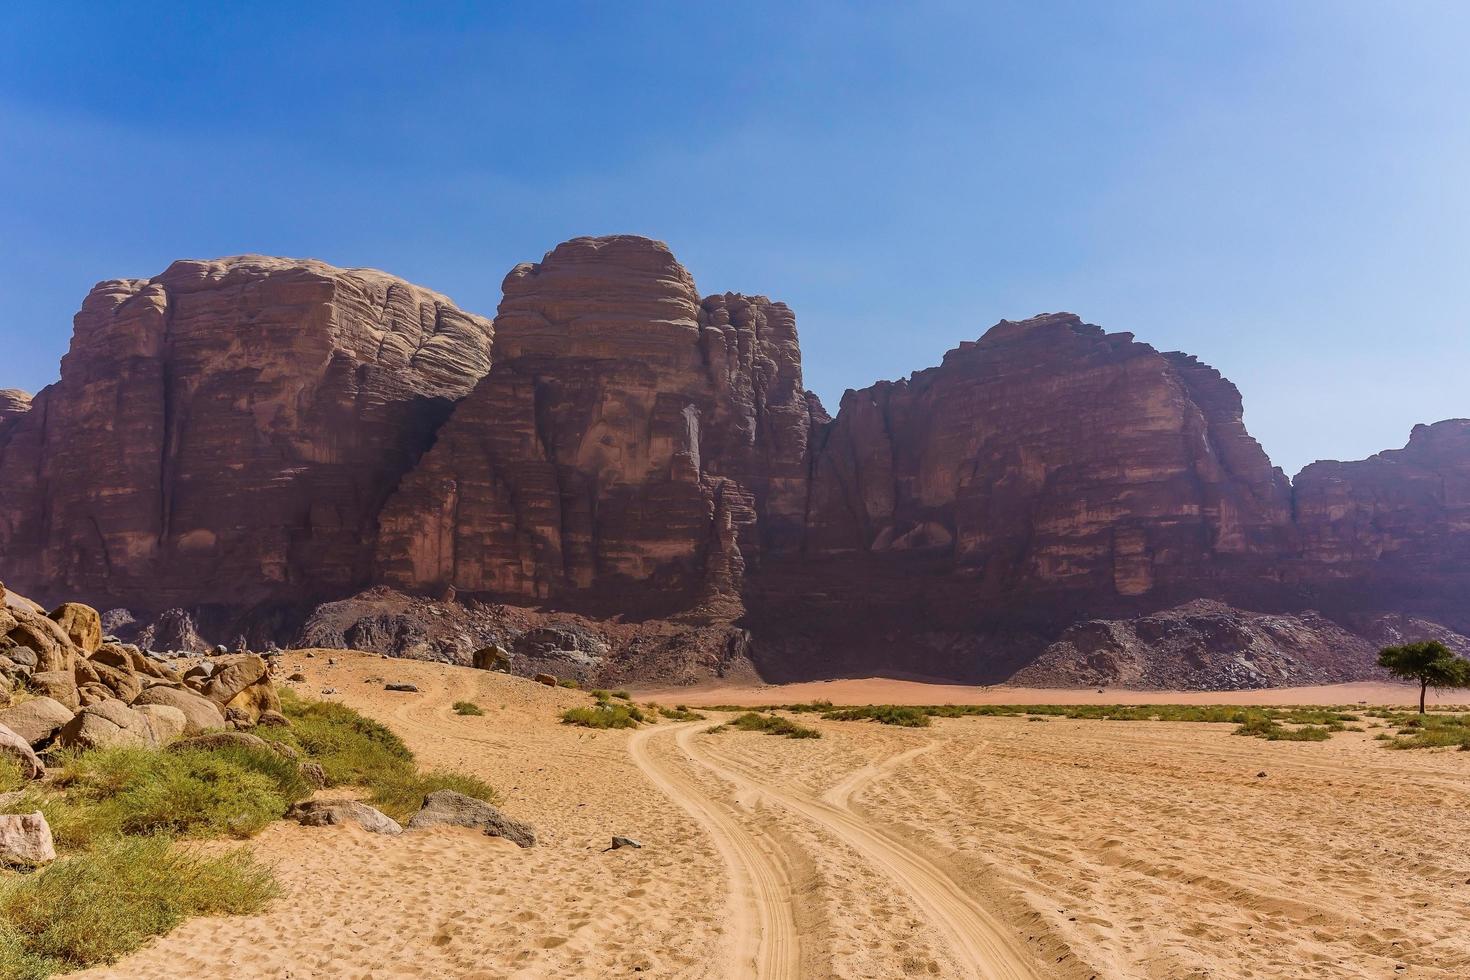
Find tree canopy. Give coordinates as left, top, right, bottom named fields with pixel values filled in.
left=1377, top=641, right=1470, bottom=713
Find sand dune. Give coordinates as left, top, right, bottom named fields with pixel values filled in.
left=79, top=654, right=1470, bottom=978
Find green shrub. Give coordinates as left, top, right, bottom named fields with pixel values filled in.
left=612, top=690, right=633, bottom=701
left=721, top=712, right=821, bottom=739
left=0, top=756, right=27, bottom=795
left=657, top=705, right=706, bottom=722
left=452, top=701, right=484, bottom=716
left=50, top=745, right=306, bottom=841
left=561, top=704, right=645, bottom=729
left=557, top=679, right=580, bottom=689
left=276, top=689, right=414, bottom=788
left=0, top=835, right=276, bottom=976
left=822, top=705, right=931, bottom=727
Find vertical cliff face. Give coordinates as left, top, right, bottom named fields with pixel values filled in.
left=0, top=256, right=493, bottom=609
left=1293, top=419, right=1470, bottom=625
left=373, top=236, right=815, bottom=612
left=803, top=314, right=1294, bottom=601
left=0, top=389, right=31, bottom=426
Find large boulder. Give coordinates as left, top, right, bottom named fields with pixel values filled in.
left=93, top=643, right=183, bottom=683
left=87, top=660, right=143, bottom=704
left=48, top=602, right=102, bottom=655
left=0, top=812, right=55, bottom=867
left=406, top=789, right=536, bottom=848
left=168, top=730, right=268, bottom=754
left=0, top=722, right=44, bottom=779
left=55, top=698, right=183, bottom=750
left=4, top=607, right=76, bottom=674
left=27, top=671, right=80, bottom=711
left=194, top=654, right=268, bottom=705
left=132, top=686, right=226, bottom=734
left=0, top=697, right=73, bottom=747
left=289, top=799, right=402, bottom=835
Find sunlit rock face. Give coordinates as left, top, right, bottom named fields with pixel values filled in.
left=373, top=236, right=817, bottom=612
left=0, top=256, right=493, bottom=609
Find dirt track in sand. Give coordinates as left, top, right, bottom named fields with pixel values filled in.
left=81, top=654, right=1470, bottom=978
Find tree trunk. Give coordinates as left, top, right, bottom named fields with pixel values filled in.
left=1420, top=679, right=1428, bottom=714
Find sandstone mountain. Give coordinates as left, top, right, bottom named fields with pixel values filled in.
left=3, top=237, right=1466, bottom=688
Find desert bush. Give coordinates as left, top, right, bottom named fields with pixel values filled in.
left=612, top=690, right=633, bottom=701
left=557, top=679, right=580, bottom=689
left=452, top=701, right=484, bottom=716
left=275, top=688, right=414, bottom=789
left=822, top=704, right=931, bottom=727
left=49, top=744, right=306, bottom=842
left=562, top=703, right=645, bottom=729
left=0, top=835, right=276, bottom=976
left=721, top=712, right=820, bottom=739
left=657, top=705, right=706, bottom=722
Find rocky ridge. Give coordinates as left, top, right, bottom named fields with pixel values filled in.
left=3, top=237, right=1468, bottom=689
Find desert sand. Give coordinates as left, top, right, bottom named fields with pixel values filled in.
left=79, top=654, right=1470, bottom=979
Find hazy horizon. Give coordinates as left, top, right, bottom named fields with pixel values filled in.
left=3, top=2, right=1466, bottom=476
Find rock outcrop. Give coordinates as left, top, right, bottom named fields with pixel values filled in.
left=1011, top=600, right=1382, bottom=690
left=374, top=236, right=817, bottom=613
left=0, top=389, right=30, bottom=426
left=0, top=256, right=493, bottom=611
left=7, top=239, right=1470, bottom=688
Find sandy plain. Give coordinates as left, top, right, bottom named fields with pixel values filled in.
left=79, top=653, right=1470, bottom=979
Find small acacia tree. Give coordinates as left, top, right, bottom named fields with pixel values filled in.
left=1377, top=641, right=1470, bottom=714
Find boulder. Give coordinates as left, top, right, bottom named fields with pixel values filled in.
left=299, top=761, right=327, bottom=788
left=0, top=812, right=55, bottom=867
left=223, top=680, right=281, bottom=725
left=88, top=660, right=143, bottom=703
left=55, top=698, right=182, bottom=750
left=48, top=602, right=102, bottom=655
left=5, top=611, right=76, bottom=674
left=93, top=643, right=183, bottom=682
left=132, top=685, right=226, bottom=734
left=0, top=723, right=44, bottom=779
left=534, top=674, right=557, bottom=688
left=289, top=799, right=402, bottom=835
left=406, top=789, right=536, bottom=848
left=168, top=730, right=269, bottom=754
left=77, top=682, right=113, bottom=707
left=27, top=670, right=79, bottom=711
left=0, top=697, right=73, bottom=747
left=197, top=655, right=268, bottom=706
left=472, top=645, right=513, bottom=671
left=385, top=682, right=418, bottom=692
left=133, top=704, right=188, bottom=743
left=256, top=709, right=290, bottom=728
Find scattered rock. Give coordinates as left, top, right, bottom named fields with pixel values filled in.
left=0, top=812, right=55, bottom=867
left=1257, top=771, right=1268, bottom=779
left=289, top=799, right=402, bottom=835
left=385, top=683, right=419, bottom=692
left=406, top=789, right=536, bottom=848
left=534, top=674, right=558, bottom=688
left=287, top=672, right=307, bottom=682
left=0, top=697, right=73, bottom=747
left=610, top=836, right=643, bottom=850
left=256, top=709, right=291, bottom=728
left=321, top=687, right=337, bottom=695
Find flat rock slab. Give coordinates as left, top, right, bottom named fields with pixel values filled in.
left=407, top=789, right=536, bottom=848
left=290, top=799, right=402, bottom=835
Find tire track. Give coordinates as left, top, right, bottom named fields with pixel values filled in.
left=627, top=723, right=803, bottom=980
left=683, top=726, right=1040, bottom=980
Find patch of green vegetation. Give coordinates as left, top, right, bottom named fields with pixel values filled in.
left=717, top=712, right=821, bottom=739
left=1373, top=710, right=1470, bottom=750
left=611, top=690, right=633, bottom=701
left=557, top=679, right=580, bottom=689
left=46, top=744, right=309, bottom=844
left=822, top=704, right=931, bottom=727
left=275, top=687, right=414, bottom=789
left=452, top=701, right=484, bottom=716
left=0, top=756, right=28, bottom=795
left=0, top=835, right=277, bottom=978
left=561, top=703, right=646, bottom=729
left=655, top=705, right=706, bottom=722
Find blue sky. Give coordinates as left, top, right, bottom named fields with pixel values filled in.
left=2, top=1, right=1466, bottom=476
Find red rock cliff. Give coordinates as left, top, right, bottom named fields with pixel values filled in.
left=373, top=236, right=817, bottom=612
left=0, top=256, right=493, bottom=609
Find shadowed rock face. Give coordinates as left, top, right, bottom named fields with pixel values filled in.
left=373, top=236, right=817, bottom=613
left=0, top=256, right=493, bottom=610
left=1292, top=419, right=1470, bottom=621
